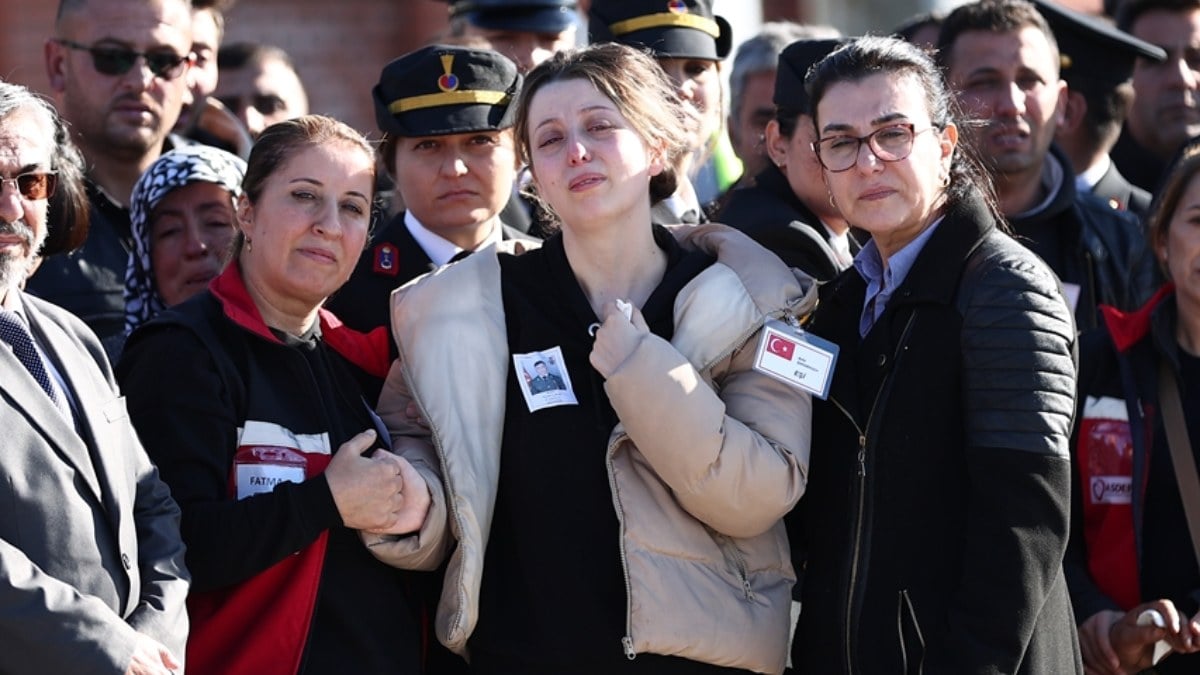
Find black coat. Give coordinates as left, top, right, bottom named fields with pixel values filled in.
left=789, top=191, right=1083, bottom=674
left=714, top=164, right=857, bottom=282
left=1007, top=147, right=1159, bottom=332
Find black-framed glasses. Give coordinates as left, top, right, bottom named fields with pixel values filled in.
left=812, top=123, right=938, bottom=173
left=54, top=39, right=192, bottom=80
left=0, top=172, right=57, bottom=201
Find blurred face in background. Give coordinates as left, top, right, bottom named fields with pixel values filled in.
left=464, top=24, right=576, bottom=73
left=728, top=69, right=776, bottom=178
left=658, top=57, right=723, bottom=153
left=1159, top=170, right=1200, bottom=315
left=1128, top=8, right=1200, bottom=159
left=176, top=7, right=221, bottom=133
left=215, top=56, right=309, bottom=138
left=149, top=181, right=236, bottom=306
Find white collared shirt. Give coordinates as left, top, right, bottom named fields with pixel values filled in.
left=404, top=211, right=502, bottom=267
left=1075, top=154, right=1112, bottom=194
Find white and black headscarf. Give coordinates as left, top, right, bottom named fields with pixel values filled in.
left=124, top=145, right=246, bottom=335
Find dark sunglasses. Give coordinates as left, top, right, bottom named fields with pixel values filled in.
left=0, top=172, right=57, bottom=201
left=54, top=39, right=192, bottom=80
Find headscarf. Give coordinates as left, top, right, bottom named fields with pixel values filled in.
left=124, top=145, right=246, bottom=335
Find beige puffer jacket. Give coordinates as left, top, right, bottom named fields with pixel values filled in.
left=377, top=224, right=816, bottom=674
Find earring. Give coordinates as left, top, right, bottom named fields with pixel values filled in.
left=940, top=172, right=950, bottom=188
left=828, top=193, right=837, bottom=209
left=245, top=237, right=253, bottom=253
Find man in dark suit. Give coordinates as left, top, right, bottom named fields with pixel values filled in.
left=0, top=81, right=188, bottom=675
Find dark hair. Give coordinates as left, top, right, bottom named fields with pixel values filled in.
left=936, top=0, right=1059, bottom=73
left=534, top=360, right=546, bottom=367
left=1073, top=80, right=1134, bottom=153
left=218, top=42, right=297, bottom=72
left=807, top=36, right=1001, bottom=221
left=1147, top=138, right=1200, bottom=274
left=1117, top=0, right=1200, bottom=31
left=894, top=10, right=946, bottom=45
left=513, top=43, right=692, bottom=224
left=0, top=81, right=89, bottom=256
left=234, top=115, right=377, bottom=254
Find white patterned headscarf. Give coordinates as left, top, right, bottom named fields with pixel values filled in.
left=124, top=145, right=246, bottom=335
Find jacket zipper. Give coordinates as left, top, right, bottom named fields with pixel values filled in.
left=607, top=308, right=802, bottom=660
left=398, top=356, right=469, bottom=644
left=831, top=311, right=917, bottom=674
left=605, top=431, right=638, bottom=660
left=718, top=533, right=755, bottom=600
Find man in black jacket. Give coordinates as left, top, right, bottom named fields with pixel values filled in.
left=938, top=0, right=1159, bottom=331
left=32, top=0, right=195, bottom=355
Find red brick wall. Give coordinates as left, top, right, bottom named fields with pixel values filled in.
left=0, top=0, right=452, bottom=139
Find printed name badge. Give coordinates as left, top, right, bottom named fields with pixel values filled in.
left=234, top=445, right=307, bottom=500
left=237, top=463, right=305, bottom=499
left=753, top=319, right=839, bottom=400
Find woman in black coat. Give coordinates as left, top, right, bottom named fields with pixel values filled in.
left=1068, top=140, right=1200, bottom=675
left=788, top=36, right=1082, bottom=674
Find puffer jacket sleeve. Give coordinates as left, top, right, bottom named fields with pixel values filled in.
left=364, top=356, right=450, bottom=570
left=933, top=237, right=1079, bottom=673
left=602, top=326, right=811, bottom=539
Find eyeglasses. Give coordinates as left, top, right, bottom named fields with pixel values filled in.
left=54, top=39, right=193, bottom=80
left=813, top=123, right=938, bottom=173
left=0, top=172, right=57, bottom=201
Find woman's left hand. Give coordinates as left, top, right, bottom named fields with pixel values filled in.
left=589, top=300, right=649, bottom=379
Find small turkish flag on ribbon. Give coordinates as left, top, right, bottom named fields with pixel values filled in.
left=767, top=334, right=796, bottom=360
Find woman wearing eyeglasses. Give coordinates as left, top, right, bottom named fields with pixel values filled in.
left=786, top=37, right=1083, bottom=673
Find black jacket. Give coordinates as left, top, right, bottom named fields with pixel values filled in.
left=1007, top=148, right=1159, bottom=332
left=790, top=191, right=1083, bottom=674
left=117, top=263, right=414, bottom=674
left=26, top=181, right=131, bottom=356
left=1111, top=126, right=1167, bottom=193
left=714, top=164, right=856, bottom=282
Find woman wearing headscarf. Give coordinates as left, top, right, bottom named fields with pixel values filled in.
left=123, top=144, right=246, bottom=340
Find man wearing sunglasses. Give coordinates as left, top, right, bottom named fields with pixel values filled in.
left=937, top=0, right=1158, bottom=332
left=0, top=80, right=189, bottom=675
left=31, top=0, right=194, bottom=356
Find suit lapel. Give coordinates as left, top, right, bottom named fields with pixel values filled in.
left=10, top=298, right=106, bottom=504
